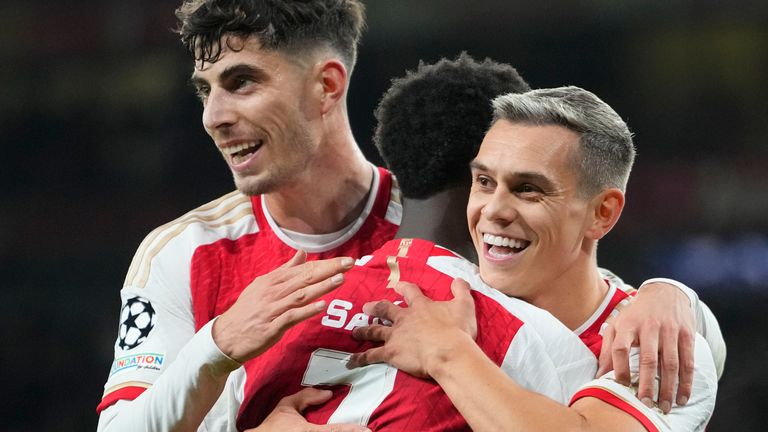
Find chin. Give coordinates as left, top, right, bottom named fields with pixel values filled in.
left=234, top=174, right=274, bottom=196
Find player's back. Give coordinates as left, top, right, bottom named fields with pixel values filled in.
left=235, top=238, right=596, bottom=431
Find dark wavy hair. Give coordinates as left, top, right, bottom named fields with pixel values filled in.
left=175, top=0, right=365, bottom=68
left=374, top=53, right=531, bottom=199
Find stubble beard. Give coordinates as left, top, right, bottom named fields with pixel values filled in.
left=231, top=124, right=316, bottom=197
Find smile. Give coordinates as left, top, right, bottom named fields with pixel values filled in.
left=482, top=233, right=530, bottom=258
left=223, top=140, right=263, bottom=166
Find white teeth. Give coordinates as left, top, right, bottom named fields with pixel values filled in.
left=483, top=233, right=527, bottom=249
left=225, top=141, right=260, bottom=156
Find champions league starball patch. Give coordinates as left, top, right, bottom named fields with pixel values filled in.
left=117, top=296, right=156, bottom=350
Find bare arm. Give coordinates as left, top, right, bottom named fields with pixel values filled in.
left=349, top=281, right=647, bottom=432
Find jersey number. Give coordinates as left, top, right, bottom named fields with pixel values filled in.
left=302, top=348, right=397, bottom=425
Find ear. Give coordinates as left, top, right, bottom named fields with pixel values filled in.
left=585, top=188, right=625, bottom=240
left=315, top=59, right=348, bottom=115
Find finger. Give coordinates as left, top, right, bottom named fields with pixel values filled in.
left=362, top=300, right=403, bottom=322
left=450, top=278, right=472, bottom=300
left=394, top=281, right=427, bottom=305
left=347, top=347, right=387, bottom=368
left=657, top=324, right=679, bottom=414
left=636, top=320, right=660, bottom=409
left=352, top=324, right=391, bottom=342
left=611, top=327, right=636, bottom=388
left=277, top=257, right=355, bottom=293
left=272, top=299, right=331, bottom=333
left=278, top=249, right=307, bottom=270
left=676, top=327, right=695, bottom=406
left=278, top=387, right=333, bottom=411
left=450, top=278, right=476, bottom=312
left=597, top=323, right=615, bottom=377
left=276, top=272, right=346, bottom=313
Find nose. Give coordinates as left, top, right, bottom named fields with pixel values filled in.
left=202, top=88, right=237, bottom=132
left=481, top=189, right=518, bottom=224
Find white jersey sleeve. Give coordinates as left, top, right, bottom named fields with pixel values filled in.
left=640, top=278, right=726, bottom=378
left=98, top=192, right=254, bottom=431
left=98, top=320, right=242, bottom=431
left=429, top=255, right=598, bottom=404
left=570, top=333, right=718, bottom=432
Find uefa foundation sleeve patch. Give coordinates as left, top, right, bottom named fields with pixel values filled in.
left=117, top=296, right=156, bottom=350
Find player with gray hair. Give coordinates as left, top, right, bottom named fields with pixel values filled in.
left=351, top=86, right=722, bottom=431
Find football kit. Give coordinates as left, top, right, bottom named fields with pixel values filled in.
left=570, top=273, right=719, bottom=432
left=97, top=166, right=401, bottom=431
left=234, top=238, right=597, bottom=431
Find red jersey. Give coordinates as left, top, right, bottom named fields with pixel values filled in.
left=236, top=238, right=597, bottom=431
left=570, top=272, right=718, bottom=432
left=98, top=166, right=400, bottom=415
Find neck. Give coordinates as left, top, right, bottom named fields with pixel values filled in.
left=527, top=252, right=609, bottom=330
left=265, top=112, right=373, bottom=234
left=396, top=186, right=476, bottom=263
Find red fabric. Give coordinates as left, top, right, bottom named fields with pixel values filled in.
left=235, top=239, right=524, bottom=431
left=570, top=387, right=659, bottom=432
left=578, top=283, right=635, bottom=358
left=191, top=167, right=399, bottom=332
left=96, top=386, right=148, bottom=414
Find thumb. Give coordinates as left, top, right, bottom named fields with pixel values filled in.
left=450, top=278, right=473, bottom=302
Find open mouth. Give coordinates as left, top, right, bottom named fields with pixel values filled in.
left=226, top=140, right=263, bottom=165
left=483, top=233, right=530, bottom=258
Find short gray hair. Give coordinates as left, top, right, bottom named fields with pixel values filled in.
left=491, top=86, right=635, bottom=197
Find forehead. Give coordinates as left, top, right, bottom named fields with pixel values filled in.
left=474, top=120, right=580, bottom=175
left=191, top=35, right=297, bottom=78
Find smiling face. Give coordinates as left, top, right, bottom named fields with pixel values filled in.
left=191, top=36, right=322, bottom=195
left=468, top=120, right=596, bottom=300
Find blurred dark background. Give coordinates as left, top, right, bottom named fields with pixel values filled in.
left=1, top=0, right=766, bottom=430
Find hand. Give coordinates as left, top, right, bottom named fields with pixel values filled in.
left=213, top=251, right=354, bottom=362
left=246, top=388, right=371, bottom=432
left=597, top=282, right=695, bottom=413
left=348, top=278, right=477, bottom=378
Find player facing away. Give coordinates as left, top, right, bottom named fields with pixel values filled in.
left=234, top=54, right=598, bottom=431
left=98, top=1, right=401, bottom=431
left=350, top=86, right=720, bottom=431
left=248, top=55, right=722, bottom=432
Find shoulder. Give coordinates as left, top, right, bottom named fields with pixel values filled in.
left=124, top=191, right=256, bottom=289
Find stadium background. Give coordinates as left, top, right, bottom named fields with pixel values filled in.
left=1, top=1, right=766, bottom=430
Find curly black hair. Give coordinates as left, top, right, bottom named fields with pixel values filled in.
left=175, top=0, right=365, bottom=67
left=374, top=52, right=531, bottom=199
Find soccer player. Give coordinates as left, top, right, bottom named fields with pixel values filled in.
left=251, top=55, right=723, bottom=432
left=351, top=86, right=720, bottom=431
left=97, top=2, right=720, bottom=430
left=97, top=2, right=401, bottom=430
left=236, top=53, right=598, bottom=431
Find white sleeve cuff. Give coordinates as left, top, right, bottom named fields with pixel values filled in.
left=639, top=277, right=699, bottom=309
left=194, top=318, right=242, bottom=378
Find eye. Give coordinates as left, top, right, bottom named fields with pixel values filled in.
left=514, top=183, right=544, bottom=200
left=473, top=174, right=495, bottom=190
left=235, top=76, right=251, bottom=89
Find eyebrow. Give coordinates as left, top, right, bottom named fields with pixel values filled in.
left=470, top=160, right=557, bottom=189
left=189, top=63, right=267, bottom=88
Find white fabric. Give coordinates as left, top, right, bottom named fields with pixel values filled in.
left=640, top=278, right=727, bottom=379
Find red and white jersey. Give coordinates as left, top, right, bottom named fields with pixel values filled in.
left=571, top=273, right=719, bottom=432
left=235, top=238, right=597, bottom=431
left=97, top=166, right=400, bottom=431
